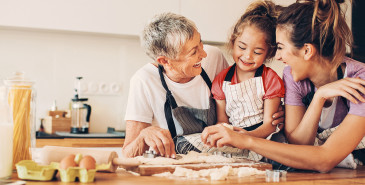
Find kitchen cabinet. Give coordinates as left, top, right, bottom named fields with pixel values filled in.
left=180, top=0, right=295, bottom=43
left=0, top=0, right=295, bottom=43
left=0, top=0, right=179, bottom=36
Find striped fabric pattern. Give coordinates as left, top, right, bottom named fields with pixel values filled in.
left=174, top=98, right=217, bottom=135
left=223, top=77, right=265, bottom=128
left=184, top=76, right=278, bottom=162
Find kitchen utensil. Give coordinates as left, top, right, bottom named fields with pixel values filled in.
left=38, top=146, right=140, bottom=172
left=143, top=150, right=157, bottom=158
left=265, top=169, right=287, bottom=182
left=213, top=151, right=232, bottom=158
left=70, top=77, right=91, bottom=134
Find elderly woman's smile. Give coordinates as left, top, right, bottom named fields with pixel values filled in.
left=165, top=30, right=207, bottom=83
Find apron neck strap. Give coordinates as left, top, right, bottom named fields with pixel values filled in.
left=224, top=64, right=264, bottom=82
left=157, top=64, right=212, bottom=139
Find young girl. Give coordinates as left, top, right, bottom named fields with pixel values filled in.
left=181, top=0, right=284, bottom=161
left=202, top=0, right=365, bottom=172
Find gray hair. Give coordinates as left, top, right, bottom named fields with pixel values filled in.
left=141, top=12, right=197, bottom=60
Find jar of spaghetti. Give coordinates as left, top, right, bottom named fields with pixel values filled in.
left=4, top=72, right=36, bottom=168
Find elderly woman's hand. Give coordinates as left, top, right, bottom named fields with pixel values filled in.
left=140, top=126, right=176, bottom=158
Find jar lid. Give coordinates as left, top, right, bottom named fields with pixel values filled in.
left=3, top=71, right=35, bottom=86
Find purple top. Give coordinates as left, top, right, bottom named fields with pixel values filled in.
left=283, top=57, right=365, bottom=129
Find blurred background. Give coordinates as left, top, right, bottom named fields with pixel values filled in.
left=0, top=0, right=357, bottom=133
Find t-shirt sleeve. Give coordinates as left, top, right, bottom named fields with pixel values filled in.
left=347, top=61, right=365, bottom=118
left=211, top=68, right=230, bottom=100
left=202, top=45, right=229, bottom=81
left=283, top=66, right=306, bottom=106
left=262, top=66, right=285, bottom=99
left=124, top=73, right=154, bottom=124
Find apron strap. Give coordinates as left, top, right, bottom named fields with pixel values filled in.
left=224, top=64, right=264, bottom=82
left=224, top=63, right=236, bottom=81
left=302, top=65, right=348, bottom=109
left=200, top=68, right=212, bottom=90
left=158, top=64, right=212, bottom=138
left=254, top=65, right=264, bottom=77
left=158, top=65, right=178, bottom=138
left=300, top=65, right=349, bottom=133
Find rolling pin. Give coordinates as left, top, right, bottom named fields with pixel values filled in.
left=38, top=146, right=140, bottom=172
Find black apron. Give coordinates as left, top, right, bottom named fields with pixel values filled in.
left=158, top=65, right=216, bottom=139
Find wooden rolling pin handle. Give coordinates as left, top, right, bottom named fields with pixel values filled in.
left=112, top=157, right=141, bottom=168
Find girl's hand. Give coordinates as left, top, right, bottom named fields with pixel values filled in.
left=316, top=77, right=365, bottom=104
left=233, top=126, right=248, bottom=134
left=201, top=124, right=248, bottom=148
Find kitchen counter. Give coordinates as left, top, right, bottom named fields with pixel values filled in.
left=36, top=130, right=125, bottom=147
left=10, top=166, right=365, bottom=185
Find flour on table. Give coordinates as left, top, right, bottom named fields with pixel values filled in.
left=134, top=151, right=234, bottom=165
left=152, top=165, right=265, bottom=181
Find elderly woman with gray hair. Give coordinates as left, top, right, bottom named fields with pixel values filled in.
left=122, top=12, right=284, bottom=158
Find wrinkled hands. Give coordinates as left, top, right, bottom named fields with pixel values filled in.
left=316, top=77, right=365, bottom=104
left=140, top=126, right=176, bottom=158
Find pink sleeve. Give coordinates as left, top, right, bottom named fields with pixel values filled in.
left=262, top=66, right=285, bottom=99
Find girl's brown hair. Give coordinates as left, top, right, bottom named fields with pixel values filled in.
left=277, top=0, right=353, bottom=70
left=228, top=0, right=280, bottom=60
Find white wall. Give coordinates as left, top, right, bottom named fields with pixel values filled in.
left=0, top=29, right=151, bottom=132
left=0, top=1, right=352, bottom=132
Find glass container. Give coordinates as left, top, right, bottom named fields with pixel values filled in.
left=4, top=72, right=36, bottom=168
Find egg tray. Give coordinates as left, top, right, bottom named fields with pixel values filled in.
left=16, top=160, right=111, bottom=183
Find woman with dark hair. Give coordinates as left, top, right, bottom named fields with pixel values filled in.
left=202, top=0, right=365, bottom=172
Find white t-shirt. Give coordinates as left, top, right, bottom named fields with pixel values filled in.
left=125, top=45, right=229, bottom=135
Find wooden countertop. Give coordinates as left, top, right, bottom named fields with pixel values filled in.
left=11, top=166, right=365, bottom=185
left=36, top=138, right=124, bottom=147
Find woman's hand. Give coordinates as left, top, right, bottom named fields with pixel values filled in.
left=201, top=124, right=250, bottom=148
left=140, top=126, right=176, bottom=158
left=316, top=77, right=365, bottom=104
left=272, top=104, right=285, bottom=128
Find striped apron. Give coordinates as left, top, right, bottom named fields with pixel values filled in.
left=158, top=65, right=216, bottom=140
left=303, top=66, right=365, bottom=169
left=183, top=64, right=280, bottom=161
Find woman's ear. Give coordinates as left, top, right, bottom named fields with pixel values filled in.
left=303, top=43, right=316, bottom=61
left=156, top=56, right=169, bottom=66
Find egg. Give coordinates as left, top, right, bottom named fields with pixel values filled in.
left=60, top=154, right=77, bottom=170
left=79, top=155, right=96, bottom=170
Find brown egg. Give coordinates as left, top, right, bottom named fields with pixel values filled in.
left=60, top=154, right=77, bottom=170
left=79, top=155, right=96, bottom=170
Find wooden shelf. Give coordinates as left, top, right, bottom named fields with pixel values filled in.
left=36, top=138, right=124, bottom=148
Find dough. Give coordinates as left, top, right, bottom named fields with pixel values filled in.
left=153, top=165, right=265, bottom=181
left=134, top=151, right=234, bottom=165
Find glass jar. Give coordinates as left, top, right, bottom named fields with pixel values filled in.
left=0, top=84, right=13, bottom=179
left=4, top=72, right=36, bottom=168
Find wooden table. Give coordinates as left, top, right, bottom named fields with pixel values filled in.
left=10, top=166, right=365, bottom=185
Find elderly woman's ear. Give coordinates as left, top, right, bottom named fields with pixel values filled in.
left=156, top=56, right=169, bottom=66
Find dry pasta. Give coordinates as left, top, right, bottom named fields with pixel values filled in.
left=8, top=85, right=33, bottom=168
